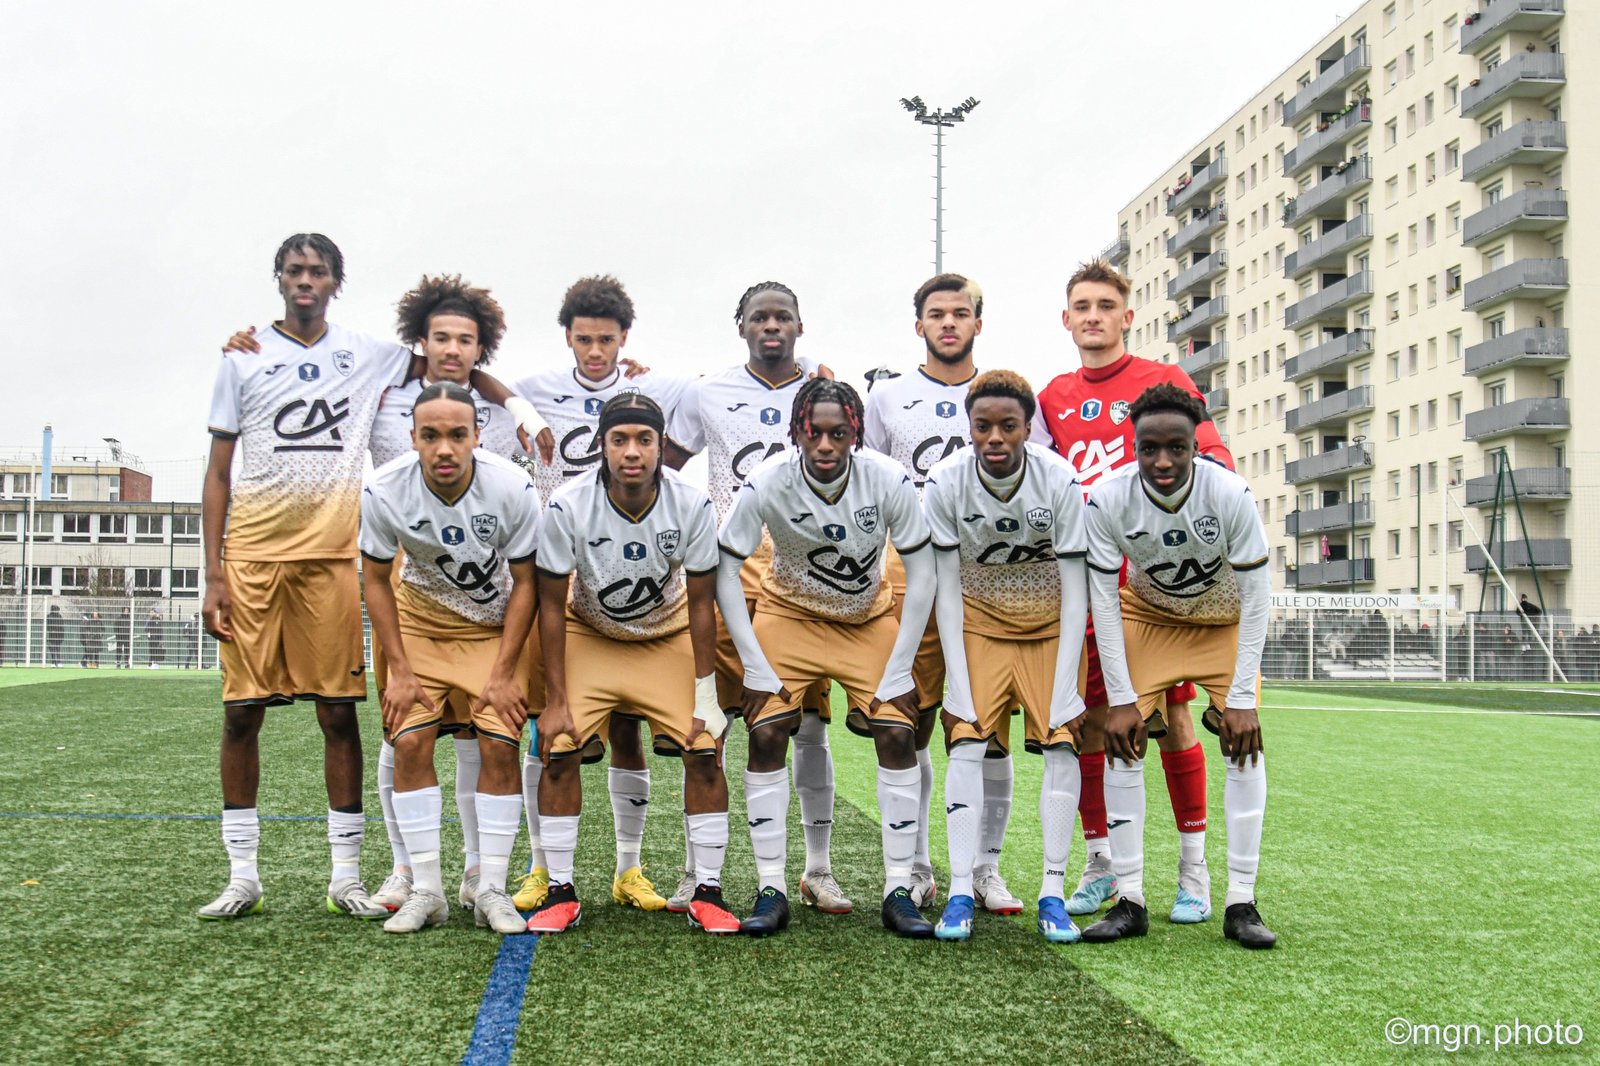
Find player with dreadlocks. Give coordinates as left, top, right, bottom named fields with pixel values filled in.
left=528, top=392, right=739, bottom=935
left=717, top=377, right=941, bottom=938
left=662, top=282, right=849, bottom=916
left=362, top=275, right=536, bottom=917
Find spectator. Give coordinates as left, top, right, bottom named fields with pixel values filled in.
left=83, top=612, right=103, bottom=668
left=144, top=607, right=164, bottom=668
left=115, top=608, right=131, bottom=668
left=1518, top=594, right=1543, bottom=619
left=182, top=613, right=199, bottom=669
left=46, top=605, right=65, bottom=667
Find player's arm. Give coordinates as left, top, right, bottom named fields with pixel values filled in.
left=360, top=555, right=435, bottom=736
left=1219, top=487, right=1271, bottom=765
left=932, top=547, right=977, bottom=723
left=1084, top=498, right=1142, bottom=763
left=685, top=573, right=726, bottom=745
left=200, top=435, right=235, bottom=642
left=663, top=382, right=704, bottom=470
left=715, top=550, right=785, bottom=716
left=476, top=557, right=536, bottom=733
left=535, top=570, right=578, bottom=761
left=1049, top=556, right=1090, bottom=743
left=470, top=369, right=554, bottom=464
left=873, top=474, right=935, bottom=717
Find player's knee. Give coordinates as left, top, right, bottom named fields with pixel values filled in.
left=221, top=706, right=264, bottom=743
left=392, top=729, right=433, bottom=763
left=682, top=749, right=720, bottom=788
left=315, top=701, right=361, bottom=740
left=872, top=725, right=916, bottom=769
left=607, top=717, right=645, bottom=765
left=747, top=721, right=790, bottom=769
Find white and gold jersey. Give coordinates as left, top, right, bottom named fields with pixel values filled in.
left=208, top=322, right=411, bottom=561
left=359, top=450, right=541, bottom=631
left=719, top=449, right=930, bottom=624
left=667, top=357, right=821, bottom=521
left=1084, top=460, right=1269, bottom=626
left=924, top=443, right=1087, bottom=640
left=538, top=469, right=718, bottom=641
left=862, top=366, right=977, bottom=491
left=369, top=379, right=522, bottom=468
left=512, top=366, right=692, bottom=503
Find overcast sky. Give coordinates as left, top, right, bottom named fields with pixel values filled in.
left=2, top=0, right=1351, bottom=497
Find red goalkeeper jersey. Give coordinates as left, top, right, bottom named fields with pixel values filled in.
left=1032, top=352, right=1235, bottom=483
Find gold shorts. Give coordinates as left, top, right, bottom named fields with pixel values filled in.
left=1125, top=618, right=1239, bottom=724
left=219, top=558, right=364, bottom=707
left=715, top=582, right=832, bottom=717
left=388, top=630, right=530, bottom=746
left=746, top=611, right=903, bottom=733
left=549, top=622, right=715, bottom=759
left=945, top=632, right=1075, bottom=755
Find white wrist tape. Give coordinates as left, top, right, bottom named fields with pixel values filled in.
left=694, top=674, right=727, bottom=740
left=503, top=396, right=549, bottom=440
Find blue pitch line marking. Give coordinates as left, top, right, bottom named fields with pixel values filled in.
left=0, top=811, right=463, bottom=823
left=462, top=932, right=538, bottom=1066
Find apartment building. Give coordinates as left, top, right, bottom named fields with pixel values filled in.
left=1103, top=0, right=1592, bottom=615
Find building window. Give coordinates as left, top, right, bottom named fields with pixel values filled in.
left=0, top=513, right=17, bottom=542
left=32, top=512, right=54, bottom=540
left=98, top=513, right=126, bottom=539
left=171, top=513, right=200, bottom=544
left=62, top=513, right=92, bottom=543
left=1384, top=119, right=1398, bottom=147
left=1387, top=410, right=1401, bottom=438
left=134, top=515, right=164, bottom=544
left=171, top=569, right=201, bottom=598
left=1383, top=4, right=1396, bottom=34
left=60, top=567, right=90, bottom=592
left=1447, top=202, right=1461, bottom=233
left=1448, top=330, right=1462, bottom=361
left=132, top=568, right=164, bottom=594
left=31, top=567, right=53, bottom=593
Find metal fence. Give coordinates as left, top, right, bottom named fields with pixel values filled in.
left=0, top=594, right=215, bottom=669
left=1263, top=608, right=1600, bottom=683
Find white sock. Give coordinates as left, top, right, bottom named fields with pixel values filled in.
left=377, top=741, right=410, bottom=872
left=979, top=754, right=1014, bottom=872
left=913, top=746, right=934, bottom=870
left=1104, top=758, right=1147, bottom=907
left=1039, top=747, right=1081, bottom=902
left=877, top=765, right=921, bottom=898
left=221, top=807, right=260, bottom=887
left=1086, top=837, right=1111, bottom=864
left=326, top=808, right=364, bottom=887
left=744, top=767, right=790, bottom=892
left=475, top=791, right=521, bottom=895
left=394, top=787, right=444, bottom=898
left=791, top=712, right=834, bottom=875
left=682, top=809, right=695, bottom=876
left=608, top=767, right=650, bottom=876
left=522, top=749, right=545, bottom=870
left=943, top=744, right=984, bottom=899
left=1224, top=754, right=1267, bottom=908
left=540, top=813, right=580, bottom=888
left=453, top=735, right=482, bottom=871
left=687, top=811, right=729, bottom=889
left=1179, top=831, right=1207, bottom=867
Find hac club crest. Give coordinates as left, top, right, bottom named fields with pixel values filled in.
left=1109, top=400, right=1130, bottom=425
left=656, top=529, right=681, bottom=557
left=1193, top=515, right=1221, bottom=544
left=471, top=514, right=498, bottom=543
left=853, top=506, right=880, bottom=534
left=332, top=349, right=355, bottom=376
left=1027, top=507, right=1054, bottom=532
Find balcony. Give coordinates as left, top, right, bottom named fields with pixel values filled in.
left=1462, top=121, right=1565, bottom=182
left=1167, top=156, right=1228, bottom=217
left=1168, top=251, right=1227, bottom=300
left=1166, top=203, right=1228, bottom=259
left=1179, top=342, right=1228, bottom=380
left=1465, top=538, right=1572, bottom=572
left=1285, top=443, right=1374, bottom=485
left=1285, top=215, right=1373, bottom=278
left=1463, top=466, right=1570, bottom=507
left=1465, top=327, right=1568, bottom=375
left=1283, top=102, right=1371, bottom=177
left=1461, top=0, right=1565, bottom=56
left=1100, top=235, right=1130, bottom=266
left=1204, top=387, right=1230, bottom=414
left=1284, top=157, right=1372, bottom=223
left=1282, top=46, right=1372, bottom=126
left=1167, top=297, right=1228, bottom=344
left=1285, top=329, right=1374, bottom=381
left=1462, top=53, right=1565, bottom=118
left=1462, top=258, right=1567, bottom=312
left=1285, top=501, right=1373, bottom=537
left=1463, top=396, right=1569, bottom=441
left=1284, top=271, right=1373, bottom=329
left=1292, top=558, right=1375, bottom=588
left=1284, top=386, right=1374, bottom=433
left=1462, top=188, right=1566, bottom=246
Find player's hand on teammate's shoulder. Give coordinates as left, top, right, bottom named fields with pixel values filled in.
left=1219, top=706, right=1263, bottom=768
left=1104, top=702, right=1146, bottom=764
left=223, top=325, right=260, bottom=354
left=619, top=357, right=650, bottom=379
left=476, top=671, right=529, bottom=732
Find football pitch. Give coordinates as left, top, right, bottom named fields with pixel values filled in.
left=1, top=671, right=1596, bottom=1064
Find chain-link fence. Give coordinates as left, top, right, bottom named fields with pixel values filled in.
left=1264, top=607, right=1599, bottom=682
left=0, top=594, right=213, bottom=669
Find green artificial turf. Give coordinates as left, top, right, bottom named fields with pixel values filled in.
left=1, top=675, right=1596, bottom=1064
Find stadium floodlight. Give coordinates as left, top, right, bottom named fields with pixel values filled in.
left=899, top=94, right=981, bottom=272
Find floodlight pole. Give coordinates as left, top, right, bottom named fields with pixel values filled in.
left=900, top=96, right=980, bottom=273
